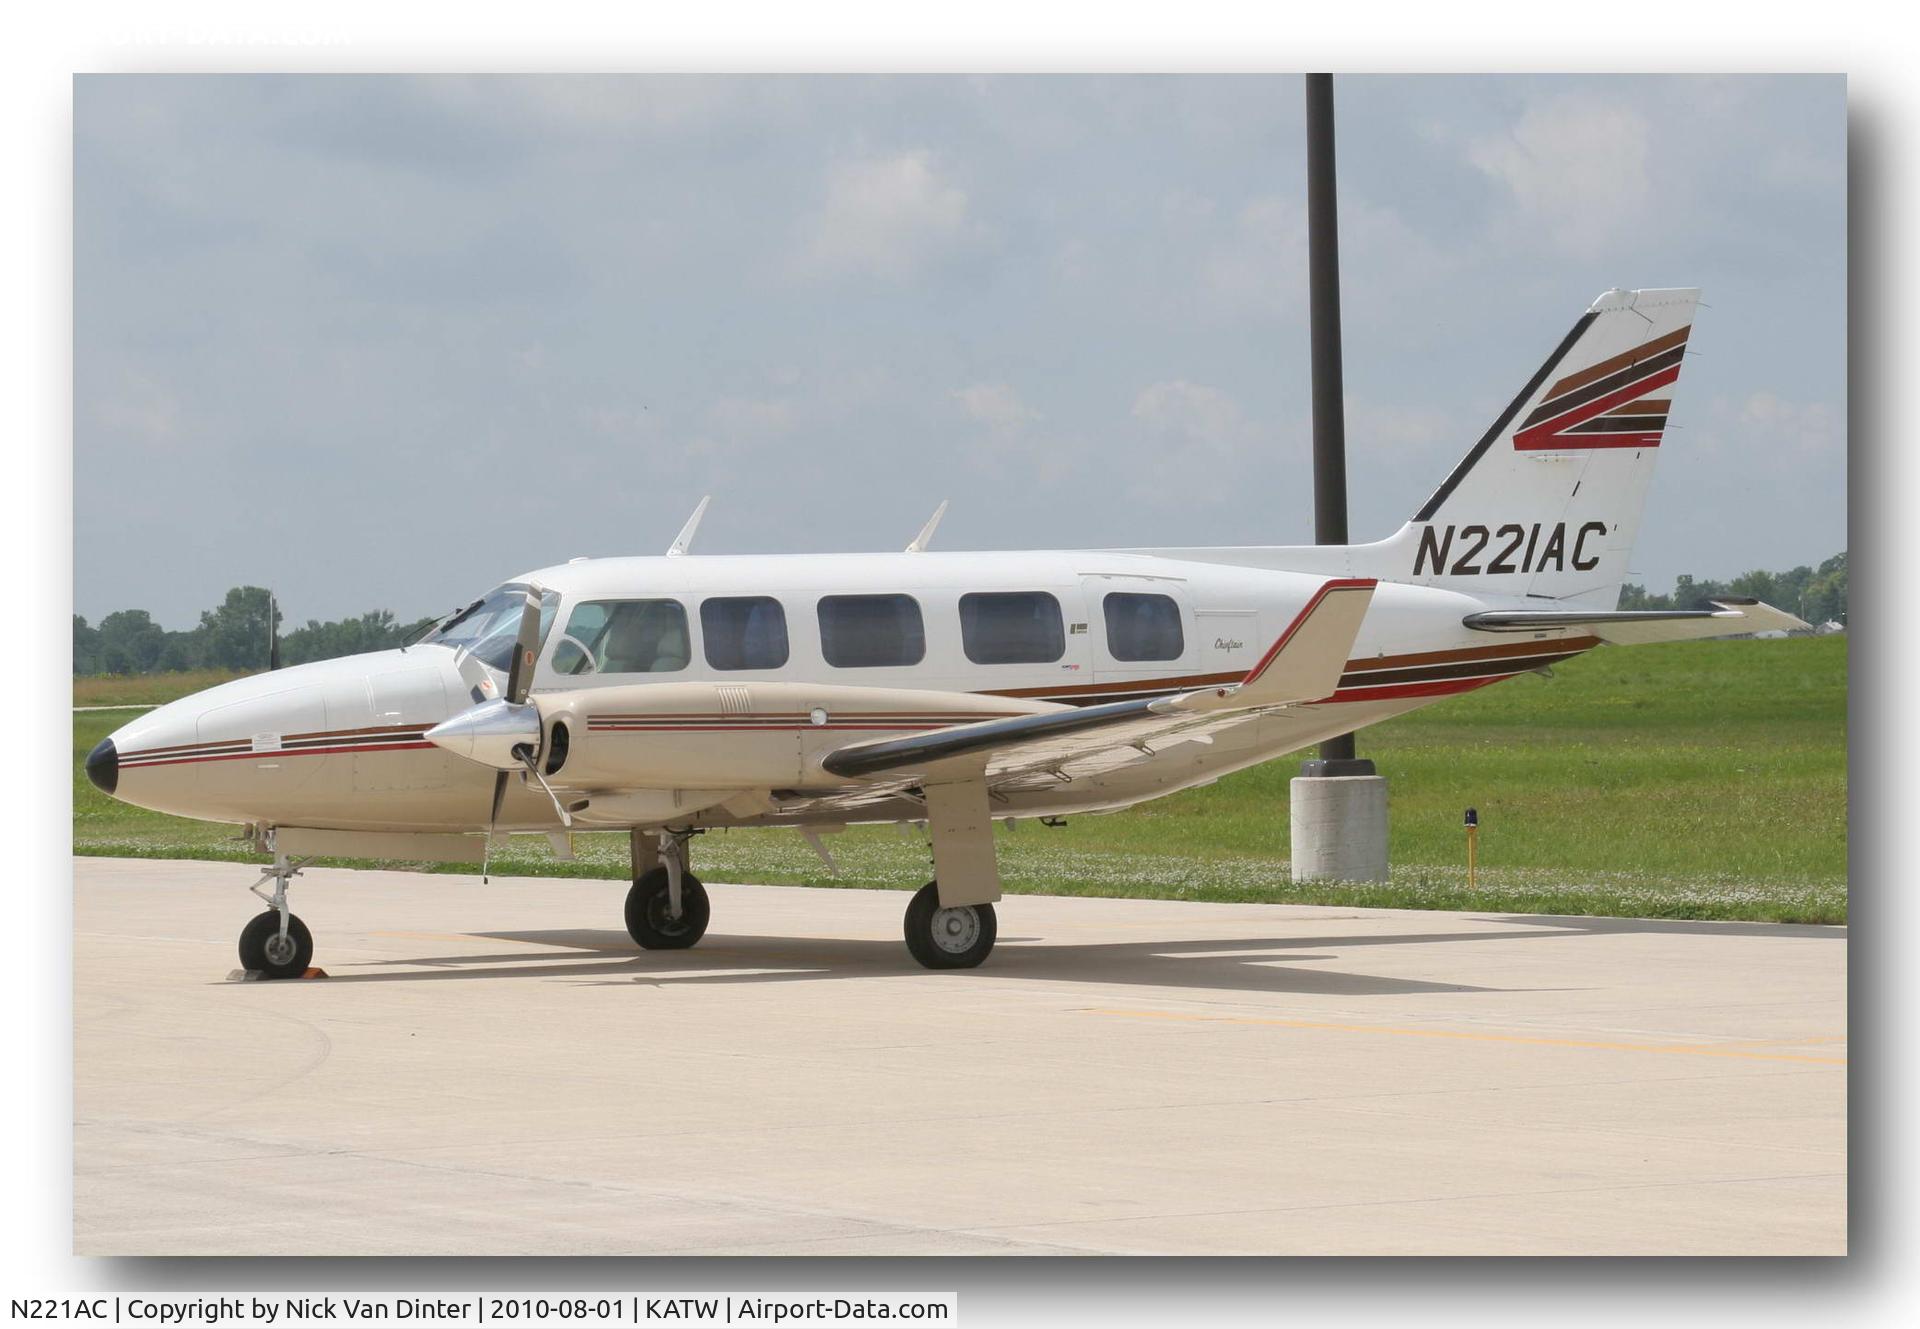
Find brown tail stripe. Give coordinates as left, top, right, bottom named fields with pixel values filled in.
left=1545, top=325, right=1691, bottom=400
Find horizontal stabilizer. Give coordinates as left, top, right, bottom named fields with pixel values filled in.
left=1463, top=598, right=1809, bottom=644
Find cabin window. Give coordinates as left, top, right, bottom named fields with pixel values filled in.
left=701, top=596, right=790, bottom=671
left=817, top=594, right=926, bottom=668
left=1103, top=592, right=1185, bottom=662
left=959, top=591, right=1065, bottom=665
left=551, top=599, right=691, bottom=674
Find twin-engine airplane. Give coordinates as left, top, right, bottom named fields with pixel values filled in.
left=88, top=288, right=1804, bottom=975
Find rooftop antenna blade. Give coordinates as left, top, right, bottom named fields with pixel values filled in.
left=665, top=495, right=711, bottom=558
left=905, top=499, right=949, bottom=553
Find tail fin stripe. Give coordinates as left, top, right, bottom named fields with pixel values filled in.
left=1543, top=324, right=1691, bottom=399
left=1513, top=364, right=1681, bottom=450
left=1413, top=311, right=1598, bottom=522
left=1518, top=344, right=1687, bottom=430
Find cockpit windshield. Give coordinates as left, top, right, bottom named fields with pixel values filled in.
left=420, top=585, right=561, bottom=673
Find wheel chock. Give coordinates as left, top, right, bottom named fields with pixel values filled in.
left=225, top=968, right=330, bottom=982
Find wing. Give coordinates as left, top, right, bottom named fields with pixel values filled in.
left=821, top=579, right=1376, bottom=784
left=1462, top=597, right=1809, bottom=644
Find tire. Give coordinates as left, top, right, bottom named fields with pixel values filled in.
left=238, top=910, right=314, bottom=979
left=625, top=867, right=711, bottom=949
left=903, top=880, right=997, bottom=970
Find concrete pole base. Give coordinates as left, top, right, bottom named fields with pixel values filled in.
left=1290, top=774, right=1389, bottom=884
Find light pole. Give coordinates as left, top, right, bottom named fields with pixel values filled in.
left=1290, top=73, right=1389, bottom=885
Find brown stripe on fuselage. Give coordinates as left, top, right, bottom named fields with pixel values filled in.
left=1336, top=649, right=1586, bottom=690
left=987, top=636, right=1602, bottom=704
left=1545, top=326, right=1690, bottom=401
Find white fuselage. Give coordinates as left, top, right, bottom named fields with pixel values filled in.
left=98, top=548, right=1597, bottom=835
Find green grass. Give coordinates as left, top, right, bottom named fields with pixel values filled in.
left=72, top=636, right=1848, bottom=923
left=74, top=669, right=249, bottom=708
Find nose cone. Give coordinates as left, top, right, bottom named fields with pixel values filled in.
left=85, top=737, right=118, bottom=796
left=425, top=699, right=542, bottom=770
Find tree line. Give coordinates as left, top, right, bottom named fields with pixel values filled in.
left=1617, top=551, right=1847, bottom=625
left=73, top=554, right=1848, bottom=677
left=73, top=586, right=439, bottom=676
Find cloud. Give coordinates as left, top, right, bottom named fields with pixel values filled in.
left=1195, top=192, right=1446, bottom=323
left=1200, top=195, right=1308, bottom=315
left=1126, top=380, right=1266, bottom=506
left=706, top=394, right=799, bottom=439
left=91, top=375, right=184, bottom=452
left=1132, top=380, right=1251, bottom=452
left=1468, top=95, right=1653, bottom=255
left=797, top=150, right=972, bottom=281
left=954, top=381, right=1039, bottom=432
left=1732, top=391, right=1842, bottom=459
left=1346, top=399, right=1458, bottom=458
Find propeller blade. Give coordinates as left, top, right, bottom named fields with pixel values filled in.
left=504, top=587, right=543, bottom=705
left=483, top=769, right=509, bottom=884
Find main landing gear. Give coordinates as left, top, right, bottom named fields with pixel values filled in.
left=238, top=837, right=314, bottom=979
left=617, top=828, right=1000, bottom=970
left=903, top=881, right=997, bottom=969
left=625, top=829, right=710, bottom=950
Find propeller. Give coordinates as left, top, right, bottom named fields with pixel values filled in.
left=421, top=587, right=555, bottom=882
left=487, top=590, right=545, bottom=857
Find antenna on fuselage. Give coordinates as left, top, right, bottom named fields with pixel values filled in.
left=905, top=499, right=949, bottom=553
left=665, top=495, right=711, bottom=558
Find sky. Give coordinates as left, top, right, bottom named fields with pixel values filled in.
left=73, top=74, right=1847, bottom=629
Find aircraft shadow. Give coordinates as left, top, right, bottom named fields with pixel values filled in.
left=292, top=923, right=1616, bottom=998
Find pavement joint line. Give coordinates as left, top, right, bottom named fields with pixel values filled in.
left=1085, top=1007, right=1849, bottom=1065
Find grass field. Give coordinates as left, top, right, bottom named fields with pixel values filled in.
left=72, top=636, right=1848, bottom=923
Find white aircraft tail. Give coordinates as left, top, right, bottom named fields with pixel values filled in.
left=1376, top=286, right=1699, bottom=608
left=1126, top=288, right=1701, bottom=610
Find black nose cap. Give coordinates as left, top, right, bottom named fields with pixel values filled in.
left=85, top=737, right=118, bottom=796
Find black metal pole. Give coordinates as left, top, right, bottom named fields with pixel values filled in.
left=1305, top=73, right=1359, bottom=768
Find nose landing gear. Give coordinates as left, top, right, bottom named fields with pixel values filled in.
left=238, top=836, right=316, bottom=979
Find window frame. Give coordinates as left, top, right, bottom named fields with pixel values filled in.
left=816, top=593, right=928, bottom=669
left=699, top=595, right=791, bottom=672
left=957, top=590, right=1067, bottom=666
left=549, top=597, right=693, bottom=676
left=1102, top=591, right=1186, bottom=663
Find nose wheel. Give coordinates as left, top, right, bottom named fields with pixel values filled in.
left=904, top=880, right=997, bottom=969
left=238, top=910, right=313, bottom=978
left=238, top=836, right=316, bottom=979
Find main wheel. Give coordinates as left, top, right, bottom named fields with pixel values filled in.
left=238, top=910, right=314, bottom=979
left=903, top=880, right=997, bottom=970
left=625, top=867, right=711, bottom=949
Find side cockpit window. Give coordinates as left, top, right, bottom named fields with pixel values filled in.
left=551, top=599, right=691, bottom=675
